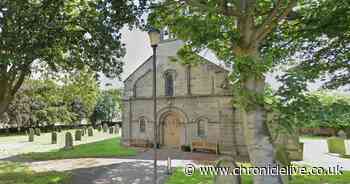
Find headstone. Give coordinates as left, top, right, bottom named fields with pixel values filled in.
left=64, top=132, right=74, bottom=149
left=28, top=128, right=34, bottom=142
left=114, top=125, right=119, bottom=134
left=213, top=156, right=241, bottom=184
left=337, top=130, right=347, bottom=139
left=166, top=157, right=172, bottom=175
left=51, top=132, right=57, bottom=144
left=35, top=128, right=41, bottom=136
left=109, top=127, right=114, bottom=134
left=75, top=130, right=82, bottom=141
left=103, top=124, right=108, bottom=133
left=88, top=128, right=93, bottom=136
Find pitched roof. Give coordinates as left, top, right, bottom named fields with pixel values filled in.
left=123, top=40, right=231, bottom=83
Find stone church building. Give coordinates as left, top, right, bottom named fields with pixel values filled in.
left=122, top=38, right=250, bottom=158
left=121, top=38, right=302, bottom=161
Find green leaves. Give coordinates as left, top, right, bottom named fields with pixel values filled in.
left=0, top=0, right=146, bottom=116
left=91, top=89, right=121, bottom=123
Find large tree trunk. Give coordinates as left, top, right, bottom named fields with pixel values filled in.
left=242, top=76, right=283, bottom=184
left=0, top=69, right=27, bottom=117
left=0, top=100, right=10, bottom=117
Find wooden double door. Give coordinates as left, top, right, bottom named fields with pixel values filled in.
left=163, top=112, right=182, bottom=147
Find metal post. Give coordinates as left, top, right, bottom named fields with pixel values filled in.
left=152, top=45, right=158, bottom=184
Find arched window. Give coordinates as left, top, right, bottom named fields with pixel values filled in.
left=197, top=119, right=206, bottom=137
left=164, top=72, right=174, bottom=96
left=139, top=119, right=146, bottom=133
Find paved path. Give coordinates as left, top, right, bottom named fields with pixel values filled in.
left=26, top=158, right=194, bottom=184
left=294, top=138, right=350, bottom=170
left=26, top=158, right=195, bottom=172
left=70, top=161, right=169, bottom=184
left=0, top=130, right=119, bottom=159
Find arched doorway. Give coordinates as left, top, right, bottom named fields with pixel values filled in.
left=162, top=112, right=182, bottom=147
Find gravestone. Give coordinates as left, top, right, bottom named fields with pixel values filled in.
left=28, top=128, right=34, bottom=142
left=103, top=124, right=108, bottom=133
left=109, top=127, right=114, bottom=134
left=88, top=128, right=93, bottom=136
left=64, top=132, right=74, bottom=149
left=114, top=126, right=119, bottom=134
left=75, top=130, right=82, bottom=141
left=337, top=130, right=347, bottom=139
left=51, top=132, right=57, bottom=144
left=213, top=156, right=241, bottom=184
left=35, top=128, right=41, bottom=136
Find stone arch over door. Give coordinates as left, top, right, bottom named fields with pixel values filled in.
left=158, top=107, right=189, bottom=147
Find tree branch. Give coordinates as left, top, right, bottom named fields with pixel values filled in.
left=254, top=0, right=297, bottom=43
left=180, top=0, right=240, bottom=17
left=10, top=70, right=27, bottom=96
left=219, top=0, right=241, bottom=17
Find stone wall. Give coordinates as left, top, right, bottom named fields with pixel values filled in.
left=122, top=40, right=247, bottom=159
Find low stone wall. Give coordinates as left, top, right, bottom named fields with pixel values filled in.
left=299, top=128, right=337, bottom=136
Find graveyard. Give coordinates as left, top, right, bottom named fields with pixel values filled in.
left=0, top=126, right=122, bottom=160
left=1, top=129, right=350, bottom=184
left=1, top=0, right=350, bottom=184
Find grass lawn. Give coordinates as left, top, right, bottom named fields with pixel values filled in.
left=20, top=137, right=137, bottom=161
left=0, top=161, right=70, bottom=184
left=300, top=135, right=329, bottom=140
left=166, top=168, right=350, bottom=184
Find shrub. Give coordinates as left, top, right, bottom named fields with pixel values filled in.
left=327, top=137, right=346, bottom=155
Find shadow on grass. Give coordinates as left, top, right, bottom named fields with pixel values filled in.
left=0, top=161, right=71, bottom=184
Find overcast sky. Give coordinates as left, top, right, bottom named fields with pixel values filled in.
left=99, top=27, right=330, bottom=92
left=99, top=28, right=152, bottom=89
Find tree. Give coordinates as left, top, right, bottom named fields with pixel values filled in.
left=0, top=0, right=145, bottom=116
left=0, top=67, right=101, bottom=127
left=277, top=0, right=350, bottom=90
left=91, top=89, right=121, bottom=125
left=147, top=1, right=347, bottom=183
left=61, top=68, right=100, bottom=123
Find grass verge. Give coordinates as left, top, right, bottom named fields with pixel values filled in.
left=20, top=137, right=137, bottom=161
left=0, top=161, right=71, bottom=184
left=166, top=168, right=350, bottom=184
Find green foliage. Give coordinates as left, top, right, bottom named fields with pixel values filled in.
left=91, top=89, right=121, bottom=124
left=0, top=0, right=147, bottom=116
left=276, top=0, right=350, bottom=90
left=0, top=67, right=100, bottom=126
left=274, top=90, right=350, bottom=130
left=327, top=137, right=346, bottom=155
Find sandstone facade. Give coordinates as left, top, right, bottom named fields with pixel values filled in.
left=122, top=39, right=249, bottom=159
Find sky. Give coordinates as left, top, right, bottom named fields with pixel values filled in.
left=99, top=28, right=152, bottom=89
left=99, top=27, right=330, bottom=92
